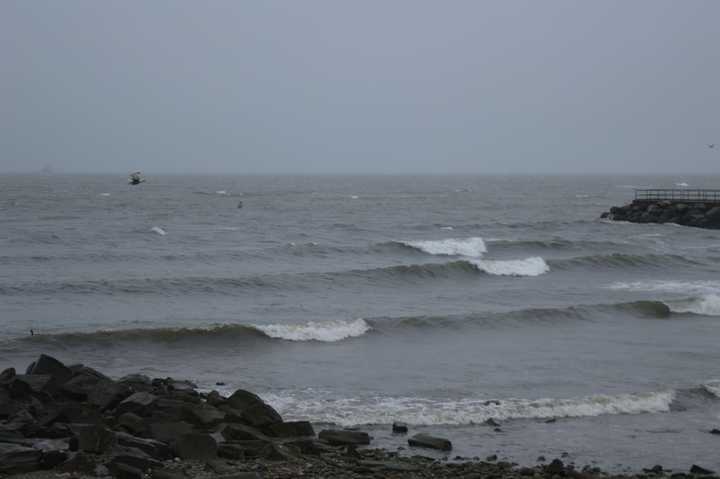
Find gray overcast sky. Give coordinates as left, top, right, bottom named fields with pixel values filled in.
left=1, top=1, right=719, bottom=174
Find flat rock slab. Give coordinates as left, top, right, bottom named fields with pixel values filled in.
left=318, top=429, right=371, bottom=446
left=408, top=433, right=452, bottom=451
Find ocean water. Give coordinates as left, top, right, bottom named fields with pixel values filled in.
left=2, top=174, right=720, bottom=471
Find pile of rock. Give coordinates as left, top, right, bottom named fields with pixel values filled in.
left=601, top=200, right=720, bottom=228
left=0, top=354, right=454, bottom=478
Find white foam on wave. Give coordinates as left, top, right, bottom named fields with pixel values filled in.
left=608, top=281, right=720, bottom=316
left=263, top=390, right=675, bottom=426
left=150, top=226, right=166, bottom=236
left=99, top=192, right=111, bottom=197
left=471, top=257, right=549, bottom=277
left=703, top=380, right=720, bottom=398
left=669, top=295, right=720, bottom=316
left=676, top=182, right=690, bottom=188
left=254, top=318, right=371, bottom=342
left=440, top=226, right=454, bottom=230
left=405, top=237, right=487, bottom=257
left=350, top=195, right=359, bottom=199
left=216, top=190, right=228, bottom=195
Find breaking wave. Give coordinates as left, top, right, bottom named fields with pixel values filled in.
left=264, top=390, right=676, bottom=426
left=15, top=298, right=697, bottom=349
left=398, top=237, right=487, bottom=257
left=470, top=257, right=549, bottom=277
left=609, top=281, right=720, bottom=316
left=24, top=319, right=373, bottom=345
left=255, top=318, right=371, bottom=342
left=150, top=226, right=166, bottom=236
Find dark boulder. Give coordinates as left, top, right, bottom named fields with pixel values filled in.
left=70, top=423, right=115, bottom=453
left=267, top=420, right=315, bottom=438
left=226, top=389, right=282, bottom=427
left=107, top=445, right=163, bottom=472
left=117, top=392, right=157, bottom=416
left=115, top=431, right=172, bottom=460
left=174, top=432, right=218, bottom=460
left=221, top=423, right=269, bottom=442
left=545, top=458, right=566, bottom=475
left=206, top=390, right=225, bottom=407
left=0, top=388, right=14, bottom=419
left=60, top=368, right=109, bottom=400
left=319, top=429, right=371, bottom=446
left=118, top=412, right=147, bottom=436
left=407, top=433, right=452, bottom=451
left=218, top=440, right=268, bottom=459
left=184, top=403, right=226, bottom=427
left=0, top=367, right=15, bottom=384
left=0, top=443, right=43, bottom=474
left=27, top=355, right=72, bottom=386
left=108, top=462, right=145, bottom=479
left=39, top=449, right=68, bottom=469
left=12, top=374, right=54, bottom=395
left=88, top=381, right=132, bottom=411
left=392, top=421, right=408, bottom=434
left=149, top=421, right=194, bottom=444
left=690, top=464, right=714, bottom=475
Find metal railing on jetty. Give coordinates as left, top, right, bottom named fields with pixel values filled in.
left=634, top=189, right=720, bottom=203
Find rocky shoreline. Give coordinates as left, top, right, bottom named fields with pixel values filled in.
left=1, top=355, right=716, bottom=479
left=601, top=200, right=720, bottom=228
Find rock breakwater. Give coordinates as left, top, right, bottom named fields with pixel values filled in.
left=602, top=200, right=720, bottom=228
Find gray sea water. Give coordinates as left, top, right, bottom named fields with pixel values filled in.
left=2, top=174, right=720, bottom=472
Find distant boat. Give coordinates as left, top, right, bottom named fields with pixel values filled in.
left=128, top=171, right=146, bottom=185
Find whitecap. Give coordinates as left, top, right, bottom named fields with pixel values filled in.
left=216, top=190, right=228, bottom=195
left=703, top=380, right=720, bottom=397
left=440, top=226, right=454, bottom=230
left=668, top=294, right=720, bottom=316
left=254, top=318, right=371, bottom=342
left=404, top=237, right=487, bottom=257
left=150, top=226, right=166, bottom=236
left=99, top=193, right=111, bottom=197
left=471, top=257, right=549, bottom=277
left=350, top=195, right=359, bottom=199
left=675, top=182, right=689, bottom=188
left=263, top=390, right=674, bottom=426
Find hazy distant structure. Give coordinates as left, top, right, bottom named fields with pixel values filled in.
left=128, top=171, right=146, bottom=185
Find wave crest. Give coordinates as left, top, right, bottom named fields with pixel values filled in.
left=470, top=257, right=549, bottom=277
left=26, top=319, right=371, bottom=345
left=400, top=237, right=487, bottom=257
left=255, top=319, right=371, bottom=342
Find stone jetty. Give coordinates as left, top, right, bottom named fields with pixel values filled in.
left=601, top=189, right=720, bottom=229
